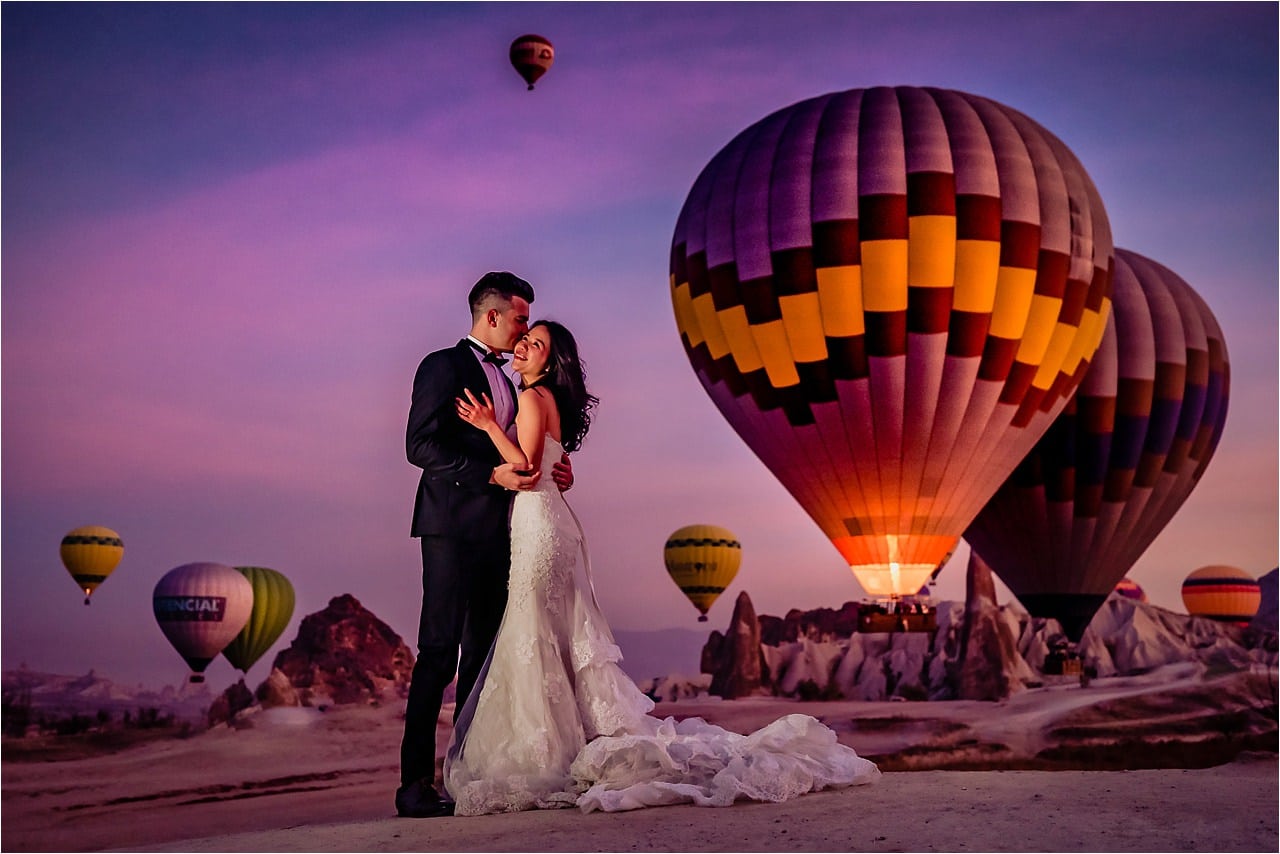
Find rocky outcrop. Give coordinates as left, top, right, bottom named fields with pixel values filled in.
left=758, top=602, right=861, bottom=646
left=1251, top=568, right=1278, bottom=632
left=256, top=667, right=301, bottom=708
left=701, top=588, right=1278, bottom=703
left=638, top=673, right=712, bottom=703
left=207, top=679, right=254, bottom=727
left=708, top=591, right=764, bottom=699
left=955, top=552, right=1034, bottom=700
left=269, top=594, right=414, bottom=707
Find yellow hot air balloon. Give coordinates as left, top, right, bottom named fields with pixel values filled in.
left=1181, top=565, right=1260, bottom=626
left=664, top=525, right=742, bottom=622
left=222, top=566, right=295, bottom=675
left=60, top=525, right=123, bottom=605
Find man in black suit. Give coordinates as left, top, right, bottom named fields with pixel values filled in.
left=397, top=271, right=572, bottom=818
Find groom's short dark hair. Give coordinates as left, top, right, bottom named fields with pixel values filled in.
left=469, top=271, right=535, bottom=314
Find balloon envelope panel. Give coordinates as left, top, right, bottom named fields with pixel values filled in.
left=966, top=249, right=1229, bottom=640
left=670, top=86, right=1113, bottom=598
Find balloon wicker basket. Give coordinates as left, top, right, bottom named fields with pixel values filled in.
left=856, top=603, right=936, bottom=634
left=1043, top=649, right=1084, bottom=676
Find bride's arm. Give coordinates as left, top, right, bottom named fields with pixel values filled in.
left=456, top=388, right=530, bottom=469
left=513, top=388, right=551, bottom=474
left=456, top=387, right=549, bottom=472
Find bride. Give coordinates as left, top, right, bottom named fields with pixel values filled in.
left=445, top=320, right=879, bottom=816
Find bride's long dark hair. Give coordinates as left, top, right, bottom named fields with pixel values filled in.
left=528, top=320, right=598, bottom=453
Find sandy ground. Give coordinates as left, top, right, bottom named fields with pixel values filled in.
left=3, top=687, right=1277, bottom=853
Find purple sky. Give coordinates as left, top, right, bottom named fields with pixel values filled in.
left=4, top=3, right=1276, bottom=691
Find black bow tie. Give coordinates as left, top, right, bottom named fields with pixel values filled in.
left=467, top=340, right=508, bottom=365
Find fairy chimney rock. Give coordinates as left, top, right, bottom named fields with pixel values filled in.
left=956, top=552, right=1024, bottom=700
left=710, top=590, right=764, bottom=699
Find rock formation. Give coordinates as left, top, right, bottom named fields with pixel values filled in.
left=708, top=591, right=763, bottom=698
left=702, top=588, right=1278, bottom=703
left=955, top=552, right=1034, bottom=700
left=758, top=602, right=861, bottom=646
left=269, top=594, right=414, bottom=707
left=638, top=673, right=712, bottom=703
left=207, top=679, right=254, bottom=727
left=1250, top=568, right=1278, bottom=633
left=256, top=667, right=301, bottom=708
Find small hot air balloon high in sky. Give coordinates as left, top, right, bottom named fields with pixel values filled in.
left=153, top=562, right=254, bottom=683
left=60, top=525, right=124, bottom=605
left=664, top=525, right=742, bottom=622
left=1182, top=565, right=1261, bottom=626
left=966, top=249, right=1229, bottom=642
left=509, top=34, right=553, bottom=90
left=670, top=86, right=1113, bottom=602
left=221, top=566, right=295, bottom=675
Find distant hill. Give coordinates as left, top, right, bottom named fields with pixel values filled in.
left=2, top=669, right=212, bottom=727
left=612, top=628, right=708, bottom=682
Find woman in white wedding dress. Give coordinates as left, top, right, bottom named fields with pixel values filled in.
left=444, top=320, right=879, bottom=816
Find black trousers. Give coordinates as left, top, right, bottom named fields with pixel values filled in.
left=400, top=533, right=509, bottom=786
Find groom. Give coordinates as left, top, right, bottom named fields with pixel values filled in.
left=398, top=271, right=573, bottom=818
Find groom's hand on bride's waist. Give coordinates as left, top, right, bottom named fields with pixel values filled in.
left=492, top=463, right=540, bottom=491
left=552, top=453, right=574, bottom=492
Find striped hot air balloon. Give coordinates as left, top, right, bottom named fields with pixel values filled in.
left=153, top=562, right=254, bottom=683
left=1113, top=577, right=1148, bottom=603
left=60, top=525, right=124, bottom=605
left=966, top=249, right=1230, bottom=641
left=1182, top=565, right=1260, bottom=626
left=670, top=86, right=1113, bottom=599
left=664, top=525, right=742, bottom=621
left=221, top=566, right=295, bottom=675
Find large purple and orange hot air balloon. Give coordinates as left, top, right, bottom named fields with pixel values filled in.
left=965, top=249, right=1230, bottom=640
left=670, top=86, right=1113, bottom=598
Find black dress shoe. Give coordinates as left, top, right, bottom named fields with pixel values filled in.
left=396, top=779, right=456, bottom=818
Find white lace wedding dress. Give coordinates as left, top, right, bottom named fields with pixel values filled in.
left=443, top=437, right=880, bottom=816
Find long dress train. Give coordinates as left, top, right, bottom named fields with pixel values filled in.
left=443, top=437, right=879, bottom=816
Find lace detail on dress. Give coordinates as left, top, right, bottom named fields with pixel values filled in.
left=508, top=496, right=574, bottom=614
left=513, top=635, right=535, bottom=665
left=543, top=670, right=568, bottom=708
left=570, top=614, right=621, bottom=670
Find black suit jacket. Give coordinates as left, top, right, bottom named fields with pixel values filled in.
left=407, top=339, right=516, bottom=538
